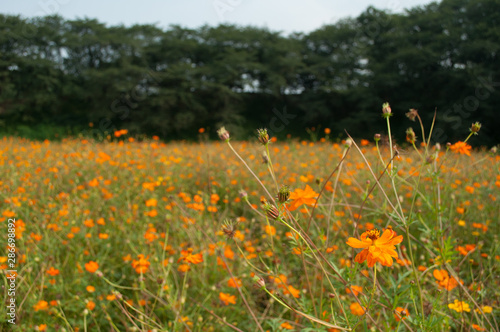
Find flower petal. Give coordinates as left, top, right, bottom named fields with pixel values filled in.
left=347, top=238, right=371, bottom=249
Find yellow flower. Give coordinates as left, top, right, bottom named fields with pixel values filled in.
left=448, top=299, right=470, bottom=313
left=475, top=306, right=493, bottom=314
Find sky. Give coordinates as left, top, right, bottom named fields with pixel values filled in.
left=1, top=0, right=439, bottom=34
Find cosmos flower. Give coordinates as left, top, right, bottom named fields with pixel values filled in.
left=131, top=254, right=150, bottom=274
left=346, top=228, right=403, bottom=267
left=448, top=300, right=470, bottom=313
left=219, top=292, right=236, bottom=305
left=449, top=141, right=472, bottom=156
left=287, top=185, right=318, bottom=211
left=85, top=261, right=99, bottom=273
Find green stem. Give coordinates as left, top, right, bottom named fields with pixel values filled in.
left=265, top=144, right=279, bottom=191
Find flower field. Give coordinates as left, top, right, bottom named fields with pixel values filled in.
left=1, top=124, right=499, bottom=331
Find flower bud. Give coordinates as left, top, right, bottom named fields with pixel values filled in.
left=470, top=122, right=481, bottom=134
left=239, top=190, right=248, bottom=199
left=426, top=154, right=436, bottom=164
left=344, top=138, right=353, bottom=148
left=217, top=127, right=230, bottom=141
left=253, top=276, right=266, bottom=289
left=406, top=128, right=417, bottom=144
left=264, top=204, right=279, bottom=220
left=257, top=128, right=270, bottom=145
left=277, top=185, right=290, bottom=203
left=382, top=102, right=392, bottom=118
left=374, top=133, right=381, bottom=142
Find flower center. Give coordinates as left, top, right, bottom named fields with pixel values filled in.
left=366, top=229, right=380, bottom=241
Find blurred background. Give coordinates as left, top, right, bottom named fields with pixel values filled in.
left=0, top=0, right=498, bottom=145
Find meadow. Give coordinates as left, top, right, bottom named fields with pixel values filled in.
left=0, top=118, right=499, bottom=331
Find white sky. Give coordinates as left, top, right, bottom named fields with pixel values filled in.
left=1, top=0, right=439, bottom=34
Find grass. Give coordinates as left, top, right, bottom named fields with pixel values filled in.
left=0, top=122, right=498, bottom=331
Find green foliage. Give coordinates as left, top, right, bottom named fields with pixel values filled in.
left=1, top=0, right=500, bottom=144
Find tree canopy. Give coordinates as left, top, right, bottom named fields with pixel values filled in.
left=1, top=0, right=499, bottom=145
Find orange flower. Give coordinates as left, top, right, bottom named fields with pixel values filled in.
left=87, top=300, right=96, bottom=311
left=33, top=300, right=49, bottom=311
left=286, top=285, right=301, bottom=298
left=346, top=285, right=363, bottom=296
left=264, top=225, right=276, bottom=236
left=145, top=198, right=157, bottom=207
left=85, top=261, right=99, bottom=273
left=131, top=254, right=150, bottom=274
left=449, top=141, right=472, bottom=156
left=86, top=285, right=95, bottom=293
left=280, top=322, right=294, bottom=330
left=433, top=269, right=461, bottom=291
left=456, top=244, right=476, bottom=256
left=178, top=250, right=204, bottom=265
left=394, top=307, right=409, bottom=321
left=178, top=264, right=190, bottom=272
left=46, top=267, right=60, bottom=276
left=219, top=292, right=236, bottom=305
left=350, top=302, right=365, bottom=316
left=346, top=228, right=403, bottom=267
left=146, top=209, right=157, bottom=217
left=114, top=129, right=128, bottom=137
left=228, top=277, right=242, bottom=288
left=38, top=324, right=47, bottom=331
left=287, top=185, right=318, bottom=211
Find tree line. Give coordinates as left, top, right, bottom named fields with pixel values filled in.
left=0, top=0, right=499, bottom=145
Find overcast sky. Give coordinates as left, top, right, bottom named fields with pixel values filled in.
left=1, top=0, right=439, bottom=34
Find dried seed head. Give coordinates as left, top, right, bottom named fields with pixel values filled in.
left=490, top=146, right=497, bottom=154
left=374, top=133, right=381, bottom=142
left=406, top=108, right=418, bottom=121
left=435, top=143, right=441, bottom=151
left=222, top=219, right=238, bottom=239
left=217, top=127, right=230, bottom=141
left=239, top=190, right=248, bottom=199
left=277, top=185, right=291, bottom=203
left=406, top=127, right=417, bottom=144
left=257, top=128, right=270, bottom=145
left=470, top=122, right=481, bottom=134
